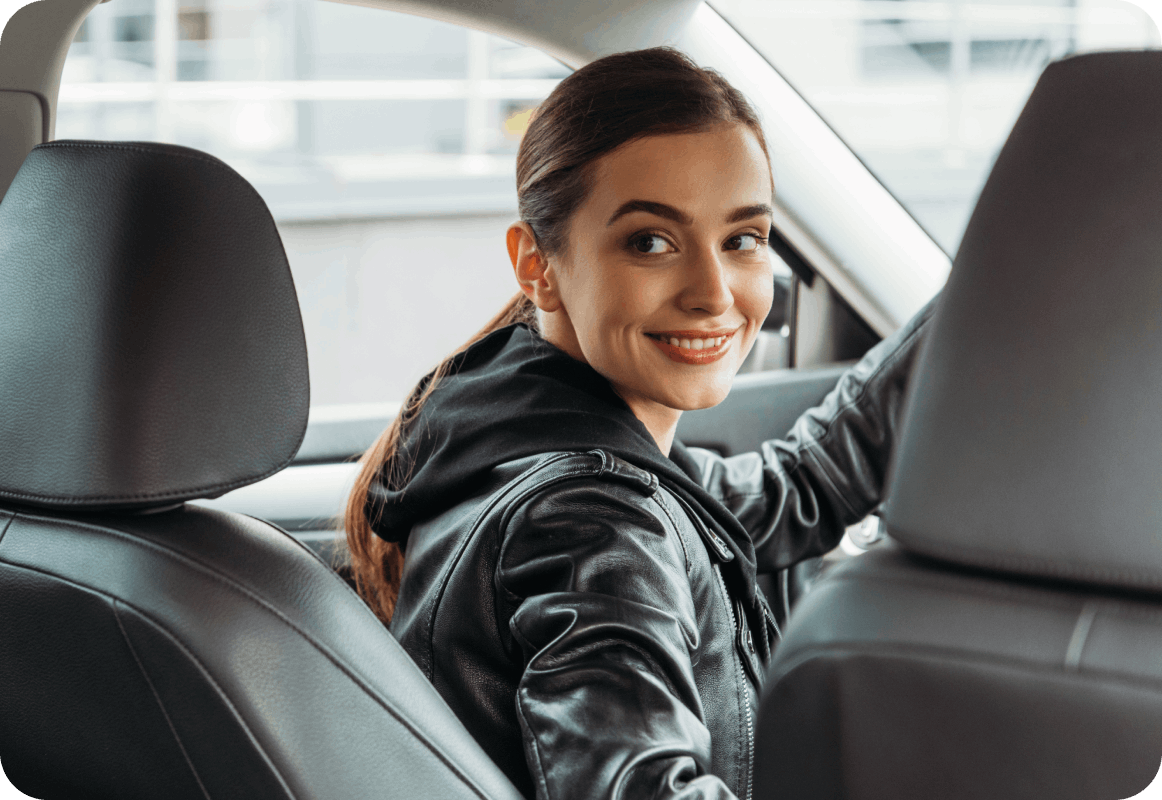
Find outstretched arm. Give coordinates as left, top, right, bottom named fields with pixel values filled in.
left=686, top=295, right=938, bottom=572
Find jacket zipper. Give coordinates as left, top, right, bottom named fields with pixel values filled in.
left=715, top=564, right=754, bottom=800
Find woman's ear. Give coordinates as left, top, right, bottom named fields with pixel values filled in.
left=507, top=222, right=563, bottom=313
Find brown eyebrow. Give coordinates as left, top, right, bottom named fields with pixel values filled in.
left=726, top=203, right=774, bottom=224
left=606, top=200, right=774, bottom=227
left=607, top=200, right=692, bottom=227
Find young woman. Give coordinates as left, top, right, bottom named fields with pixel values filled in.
left=345, top=48, right=933, bottom=800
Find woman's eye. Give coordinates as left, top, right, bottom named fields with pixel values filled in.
left=631, top=234, right=673, bottom=254
left=726, top=233, right=765, bottom=252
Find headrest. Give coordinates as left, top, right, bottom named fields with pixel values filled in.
left=0, top=141, right=309, bottom=511
left=883, top=51, right=1162, bottom=592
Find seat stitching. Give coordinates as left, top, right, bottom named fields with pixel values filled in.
left=111, top=599, right=218, bottom=800
left=892, top=534, right=1162, bottom=591
left=35, top=141, right=278, bottom=225
left=0, top=453, right=299, bottom=504
left=772, top=639, right=1162, bottom=693
left=1064, top=603, right=1099, bottom=670
left=829, top=557, right=1162, bottom=621
left=1, top=518, right=503, bottom=800
left=0, top=561, right=298, bottom=800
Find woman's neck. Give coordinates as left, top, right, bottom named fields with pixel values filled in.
left=537, top=314, right=680, bottom=456
left=614, top=394, right=680, bottom=456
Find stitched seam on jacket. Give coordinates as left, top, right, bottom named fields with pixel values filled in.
left=514, top=686, right=553, bottom=800
left=713, top=564, right=748, bottom=796
left=111, top=599, right=218, bottom=800
left=1, top=518, right=501, bottom=800
left=651, top=490, right=691, bottom=577
left=425, top=452, right=593, bottom=680
left=794, top=448, right=861, bottom=521
left=0, top=513, right=12, bottom=547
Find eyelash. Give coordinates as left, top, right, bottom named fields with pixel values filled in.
left=626, top=231, right=770, bottom=255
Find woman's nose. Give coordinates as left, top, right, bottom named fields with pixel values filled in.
left=681, top=250, right=733, bottom=316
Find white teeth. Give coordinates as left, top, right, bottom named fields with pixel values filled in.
left=655, top=334, right=730, bottom=350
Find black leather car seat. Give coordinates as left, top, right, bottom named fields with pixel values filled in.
left=754, top=52, right=1162, bottom=800
left=0, top=141, right=521, bottom=800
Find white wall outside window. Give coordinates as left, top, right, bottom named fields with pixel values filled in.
left=714, top=0, right=1156, bottom=254
left=59, top=0, right=569, bottom=406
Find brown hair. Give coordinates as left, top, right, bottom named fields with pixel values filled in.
left=344, top=46, right=769, bottom=624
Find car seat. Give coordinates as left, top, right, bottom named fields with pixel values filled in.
left=753, top=51, right=1162, bottom=800
left=0, top=140, right=522, bottom=800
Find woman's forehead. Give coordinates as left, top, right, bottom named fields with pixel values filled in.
left=584, top=125, right=773, bottom=221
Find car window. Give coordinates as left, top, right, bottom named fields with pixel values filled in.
left=60, top=2, right=801, bottom=407
left=59, top=1, right=574, bottom=410
left=713, top=0, right=1157, bottom=255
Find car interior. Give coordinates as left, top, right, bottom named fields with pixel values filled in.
left=0, top=0, right=1160, bottom=798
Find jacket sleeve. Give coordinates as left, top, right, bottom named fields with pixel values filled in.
left=688, top=294, right=938, bottom=573
left=497, top=477, right=738, bottom=800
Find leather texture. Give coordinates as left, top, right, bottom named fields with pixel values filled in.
left=884, top=52, right=1162, bottom=590
left=390, top=296, right=927, bottom=800
left=758, top=51, right=1162, bottom=800
left=393, top=450, right=764, bottom=800
left=757, top=546, right=1162, bottom=800
left=0, top=141, right=522, bottom=800
left=0, top=505, right=523, bottom=800
left=689, top=295, right=935, bottom=574
left=0, top=140, right=309, bottom=510
left=388, top=297, right=924, bottom=800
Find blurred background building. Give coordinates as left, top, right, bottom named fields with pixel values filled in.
left=57, top=0, right=1157, bottom=407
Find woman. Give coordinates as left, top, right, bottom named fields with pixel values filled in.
left=345, top=48, right=932, bottom=800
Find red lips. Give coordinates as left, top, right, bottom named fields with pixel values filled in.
left=647, top=330, right=737, bottom=365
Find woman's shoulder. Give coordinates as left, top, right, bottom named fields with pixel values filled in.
left=491, top=449, right=700, bottom=605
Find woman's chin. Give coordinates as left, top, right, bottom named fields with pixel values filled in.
left=658, top=379, right=734, bottom=412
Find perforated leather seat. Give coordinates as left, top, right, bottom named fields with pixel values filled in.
left=754, top=52, right=1162, bottom=800
left=0, top=141, right=522, bottom=800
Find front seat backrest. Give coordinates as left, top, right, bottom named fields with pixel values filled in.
left=0, top=140, right=521, bottom=800
left=755, top=52, right=1162, bottom=800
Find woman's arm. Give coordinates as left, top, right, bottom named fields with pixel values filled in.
left=498, top=476, right=738, bottom=800
left=686, top=295, right=938, bottom=572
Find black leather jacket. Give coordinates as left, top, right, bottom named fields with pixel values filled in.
left=382, top=301, right=934, bottom=800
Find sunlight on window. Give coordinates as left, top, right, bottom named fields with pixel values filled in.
left=58, top=1, right=570, bottom=407
left=714, top=0, right=1157, bottom=255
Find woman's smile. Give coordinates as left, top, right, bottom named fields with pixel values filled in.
left=645, top=327, right=740, bottom=364
left=509, top=122, right=774, bottom=452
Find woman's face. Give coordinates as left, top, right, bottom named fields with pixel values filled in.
left=522, top=124, right=775, bottom=431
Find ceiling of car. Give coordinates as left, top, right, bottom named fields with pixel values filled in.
left=335, top=0, right=705, bottom=67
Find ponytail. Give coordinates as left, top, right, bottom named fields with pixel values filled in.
left=344, top=292, right=537, bottom=624
left=345, top=47, right=770, bottom=625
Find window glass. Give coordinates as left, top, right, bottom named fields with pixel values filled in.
left=713, top=0, right=1157, bottom=254
left=59, top=1, right=569, bottom=407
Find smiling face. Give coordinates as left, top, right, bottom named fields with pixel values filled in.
left=510, top=123, right=775, bottom=451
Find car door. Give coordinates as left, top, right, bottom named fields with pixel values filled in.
left=17, top=0, right=1152, bottom=608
